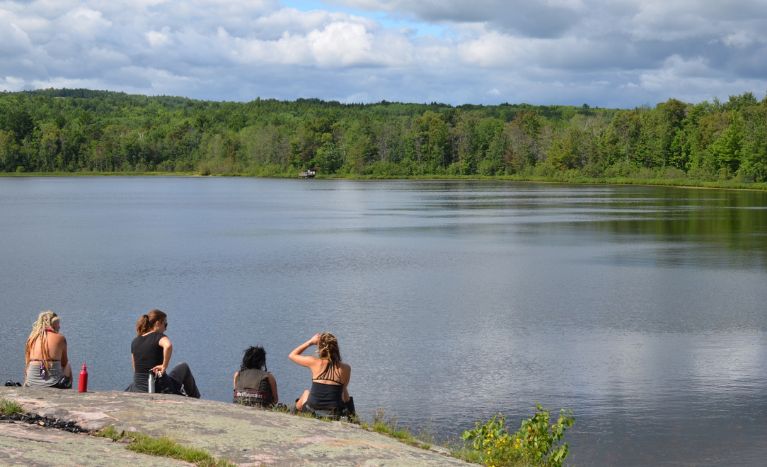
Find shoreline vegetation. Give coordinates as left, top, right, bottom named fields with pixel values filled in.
left=3, top=170, right=767, bottom=191
left=1, top=89, right=766, bottom=192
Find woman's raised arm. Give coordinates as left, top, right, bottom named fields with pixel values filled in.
left=288, top=334, right=320, bottom=368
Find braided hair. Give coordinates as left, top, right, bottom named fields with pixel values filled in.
left=24, top=310, right=59, bottom=367
left=316, top=332, right=342, bottom=381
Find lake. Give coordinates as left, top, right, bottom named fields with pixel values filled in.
left=1, top=177, right=766, bottom=465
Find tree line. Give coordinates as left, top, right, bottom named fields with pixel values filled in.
left=1, top=88, right=765, bottom=182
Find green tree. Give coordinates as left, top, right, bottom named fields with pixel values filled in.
left=36, top=122, right=62, bottom=171
left=709, top=112, right=744, bottom=176
left=414, top=111, right=451, bottom=171
left=0, top=129, right=20, bottom=171
left=738, top=105, right=767, bottom=181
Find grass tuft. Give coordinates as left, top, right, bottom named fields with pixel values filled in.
left=96, top=426, right=234, bottom=466
left=361, top=409, right=431, bottom=450
left=0, top=398, right=25, bottom=416
left=95, top=425, right=123, bottom=442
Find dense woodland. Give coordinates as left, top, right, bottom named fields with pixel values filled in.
left=1, top=89, right=766, bottom=182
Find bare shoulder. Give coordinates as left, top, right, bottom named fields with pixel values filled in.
left=48, top=333, right=67, bottom=345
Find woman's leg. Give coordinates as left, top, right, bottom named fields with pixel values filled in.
left=295, top=389, right=310, bottom=411
left=169, top=362, right=201, bottom=398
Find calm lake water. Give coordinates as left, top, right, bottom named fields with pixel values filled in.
left=1, top=177, right=766, bottom=465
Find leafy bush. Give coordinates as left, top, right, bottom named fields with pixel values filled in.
left=461, top=404, right=574, bottom=467
left=661, top=167, right=687, bottom=179
left=603, top=160, right=639, bottom=178
left=478, top=158, right=502, bottom=175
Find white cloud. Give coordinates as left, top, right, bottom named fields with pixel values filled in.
left=0, top=75, right=26, bottom=91
left=722, top=31, right=759, bottom=48
left=146, top=28, right=171, bottom=47
left=639, top=55, right=712, bottom=91
left=59, top=7, right=111, bottom=37
left=0, top=19, right=33, bottom=55
left=0, top=0, right=765, bottom=106
left=307, top=22, right=373, bottom=66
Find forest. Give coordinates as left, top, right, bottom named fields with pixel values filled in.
left=1, top=88, right=766, bottom=184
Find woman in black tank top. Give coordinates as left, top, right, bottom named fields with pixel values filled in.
left=288, top=332, right=351, bottom=413
left=233, top=346, right=278, bottom=407
left=126, top=309, right=201, bottom=398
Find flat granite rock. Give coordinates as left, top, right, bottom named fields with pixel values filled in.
left=0, top=421, right=187, bottom=466
left=0, top=387, right=468, bottom=466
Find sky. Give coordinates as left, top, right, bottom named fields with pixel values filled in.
left=1, top=0, right=766, bottom=108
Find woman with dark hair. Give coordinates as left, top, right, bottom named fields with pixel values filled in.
left=233, top=346, right=278, bottom=407
left=289, top=332, right=352, bottom=415
left=127, top=309, right=200, bottom=398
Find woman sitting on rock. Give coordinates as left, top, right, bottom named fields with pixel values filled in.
left=233, top=346, right=278, bottom=407
left=289, top=332, right=352, bottom=416
left=24, top=310, right=72, bottom=388
left=126, top=309, right=200, bottom=398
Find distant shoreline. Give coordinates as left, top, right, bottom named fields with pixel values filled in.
left=2, top=171, right=766, bottom=192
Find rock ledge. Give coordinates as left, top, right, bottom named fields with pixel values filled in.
left=0, top=387, right=467, bottom=466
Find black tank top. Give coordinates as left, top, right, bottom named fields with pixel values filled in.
left=307, top=361, right=345, bottom=410
left=234, top=368, right=274, bottom=406
left=307, top=382, right=344, bottom=410
left=131, top=332, right=165, bottom=392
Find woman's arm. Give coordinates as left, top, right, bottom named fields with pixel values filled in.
left=151, top=336, right=173, bottom=375
left=60, top=336, right=69, bottom=369
left=342, top=365, right=351, bottom=402
left=288, top=334, right=320, bottom=368
left=233, top=371, right=239, bottom=389
left=268, top=373, right=279, bottom=403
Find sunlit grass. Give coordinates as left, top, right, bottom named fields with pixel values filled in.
left=359, top=409, right=432, bottom=450
left=96, top=426, right=234, bottom=466
left=0, top=398, right=25, bottom=416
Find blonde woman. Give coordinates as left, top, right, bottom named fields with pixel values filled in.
left=24, top=311, right=72, bottom=388
left=289, top=332, right=352, bottom=415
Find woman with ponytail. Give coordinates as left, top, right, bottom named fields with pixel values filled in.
left=24, top=310, right=72, bottom=388
left=289, top=332, right=352, bottom=416
left=127, top=309, right=200, bottom=398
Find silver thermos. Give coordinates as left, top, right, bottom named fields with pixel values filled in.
left=148, top=372, right=156, bottom=393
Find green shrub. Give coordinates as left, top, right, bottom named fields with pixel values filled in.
left=460, top=405, right=574, bottom=467
left=661, top=167, right=687, bottom=179
left=532, top=161, right=558, bottom=178
left=478, top=159, right=502, bottom=176
left=604, top=160, right=639, bottom=178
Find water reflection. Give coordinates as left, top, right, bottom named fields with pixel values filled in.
left=0, top=178, right=765, bottom=466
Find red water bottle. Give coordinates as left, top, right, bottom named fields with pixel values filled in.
left=78, top=363, right=88, bottom=393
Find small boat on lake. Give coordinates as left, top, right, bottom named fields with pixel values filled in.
left=299, top=169, right=316, bottom=178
